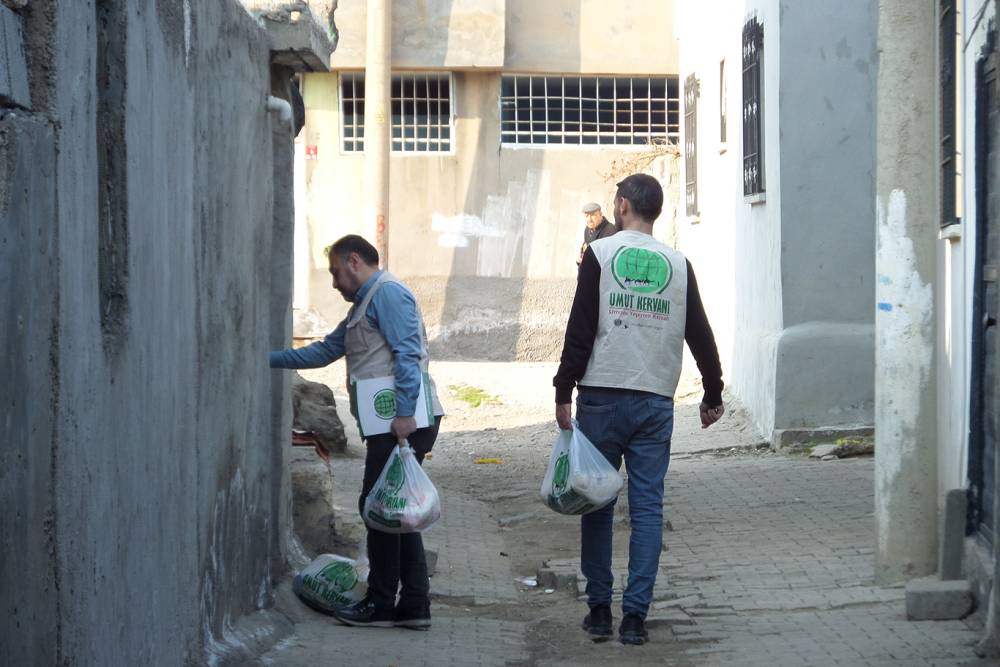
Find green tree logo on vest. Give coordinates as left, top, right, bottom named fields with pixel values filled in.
left=373, top=389, right=396, bottom=420
left=551, top=451, right=570, bottom=494
left=318, top=560, right=358, bottom=594
left=611, top=247, right=672, bottom=294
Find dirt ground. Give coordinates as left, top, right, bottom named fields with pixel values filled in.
left=295, top=362, right=767, bottom=665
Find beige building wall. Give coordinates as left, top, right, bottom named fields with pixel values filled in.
left=328, top=0, right=677, bottom=73
left=298, top=0, right=680, bottom=360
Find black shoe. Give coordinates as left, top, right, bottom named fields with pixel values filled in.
left=581, top=604, right=613, bottom=641
left=394, top=603, right=431, bottom=630
left=331, top=597, right=394, bottom=628
left=619, top=613, right=648, bottom=645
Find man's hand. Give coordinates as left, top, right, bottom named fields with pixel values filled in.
left=391, top=415, right=418, bottom=443
left=699, top=402, right=725, bottom=429
left=556, top=403, right=573, bottom=431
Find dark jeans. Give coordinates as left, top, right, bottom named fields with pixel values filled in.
left=359, top=417, right=441, bottom=611
left=575, top=387, right=673, bottom=618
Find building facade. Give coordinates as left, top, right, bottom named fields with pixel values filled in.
left=295, top=0, right=681, bottom=361
left=674, top=0, right=878, bottom=446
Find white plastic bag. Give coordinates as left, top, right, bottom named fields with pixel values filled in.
left=541, top=422, right=623, bottom=515
left=363, top=440, right=441, bottom=533
left=292, top=547, right=369, bottom=613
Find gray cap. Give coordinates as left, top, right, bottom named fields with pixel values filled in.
left=581, top=202, right=601, bottom=214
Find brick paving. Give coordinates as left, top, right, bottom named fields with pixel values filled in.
left=261, top=372, right=987, bottom=666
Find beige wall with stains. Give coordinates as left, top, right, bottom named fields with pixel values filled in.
left=327, top=0, right=676, bottom=73
left=300, top=71, right=678, bottom=282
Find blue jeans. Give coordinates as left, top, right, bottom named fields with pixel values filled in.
left=576, top=386, right=673, bottom=618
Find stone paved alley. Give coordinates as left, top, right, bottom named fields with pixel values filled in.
left=260, top=364, right=989, bottom=666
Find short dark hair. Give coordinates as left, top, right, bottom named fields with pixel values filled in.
left=616, top=173, right=664, bottom=222
left=329, top=234, right=379, bottom=266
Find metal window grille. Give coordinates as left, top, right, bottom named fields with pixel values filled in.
left=684, top=74, right=699, bottom=216
left=340, top=72, right=453, bottom=153
left=939, top=0, right=958, bottom=227
left=742, top=16, right=765, bottom=196
left=341, top=72, right=365, bottom=152
left=499, top=75, right=679, bottom=146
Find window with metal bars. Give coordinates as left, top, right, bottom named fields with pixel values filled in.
left=939, top=0, right=958, bottom=227
left=684, top=74, right=699, bottom=216
left=499, top=75, right=679, bottom=146
left=742, top=16, right=765, bottom=196
left=340, top=72, right=453, bottom=153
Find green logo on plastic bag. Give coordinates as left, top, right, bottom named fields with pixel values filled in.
left=373, top=389, right=397, bottom=419
left=385, top=453, right=405, bottom=494
left=318, top=560, right=358, bottom=593
left=611, top=247, right=672, bottom=294
left=552, top=451, right=570, bottom=494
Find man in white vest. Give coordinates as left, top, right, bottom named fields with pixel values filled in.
left=553, top=173, right=725, bottom=645
left=270, top=235, right=443, bottom=630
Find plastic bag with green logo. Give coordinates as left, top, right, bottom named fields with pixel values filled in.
left=540, top=422, right=623, bottom=515
left=292, top=549, right=369, bottom=613
left=363, top=440, right=441, bottom=533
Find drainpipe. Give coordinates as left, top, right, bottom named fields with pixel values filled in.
left=874, top=0, right=939, bottom=583
left=364, top=0, right=391, bottom=268
left=266, top=95, right=293, bottom=124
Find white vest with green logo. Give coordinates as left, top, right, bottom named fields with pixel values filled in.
left=579, top=231, right=688, bottom=398
left=344, top=272, right=443, bottom=420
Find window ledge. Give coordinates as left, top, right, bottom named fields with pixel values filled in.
left=939, top=222, right=962, bottom=242
left=719, top=142, right=728, bottom=154
left=745, top=192, right=766, bottom=206
left=687, top=214, right=701, bottom=225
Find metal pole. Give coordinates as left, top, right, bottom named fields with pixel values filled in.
left=364, top=0, right=391, bottom=267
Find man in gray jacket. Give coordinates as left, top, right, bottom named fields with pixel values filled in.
left=270, top=235, right=442, bottom=630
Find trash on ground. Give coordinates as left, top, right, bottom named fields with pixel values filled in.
left=516, top=576, right=538, bottom=587
left=474, top=457, right=504, bottom=464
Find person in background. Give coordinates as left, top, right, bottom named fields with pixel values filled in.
left=578, top=202, right=617, bottom=266
left=270, top=234, right=443, bottom=631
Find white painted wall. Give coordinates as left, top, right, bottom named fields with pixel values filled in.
left=673, top=0, right=741, bottom=382
left=676, top=0, right=784, bottom=438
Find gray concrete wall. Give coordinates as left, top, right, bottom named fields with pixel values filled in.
left=2, top=1, right=294, bottom=664
left=874, top=0, right=939, bottom=582
left=772, top=0, right=877, bottom=432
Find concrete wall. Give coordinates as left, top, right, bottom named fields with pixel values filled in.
left=772, top=0, right=877, bottom=432
left=504, top=0, right=677, bottom=74
left=331, top=0, right=506, bottom=69
left=676, top=0, right=876, bottom=441
left=326, top=0, right=676, bottom=74
left=1, top=1, right=295, bottom=664
left=299, top=69, right=680, bottom=359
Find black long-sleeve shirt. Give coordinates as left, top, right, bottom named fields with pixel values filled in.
left=554, top=247, right=724, bottom=406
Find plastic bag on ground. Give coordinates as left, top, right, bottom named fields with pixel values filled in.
left=292, top=546, right=369, bottom=613
left=541, top=421, right=623, bottom=515
left=363, top=440, right=441, bottom=533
